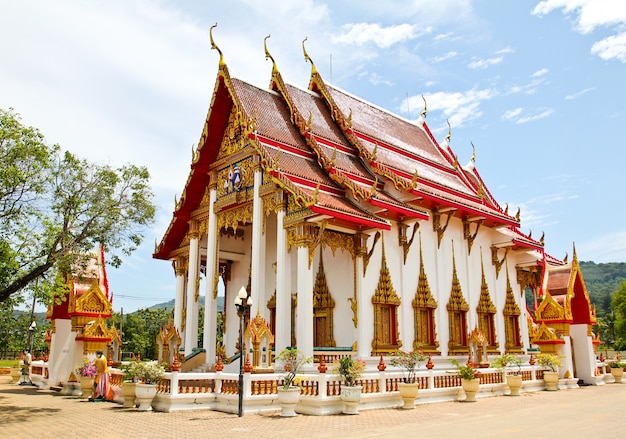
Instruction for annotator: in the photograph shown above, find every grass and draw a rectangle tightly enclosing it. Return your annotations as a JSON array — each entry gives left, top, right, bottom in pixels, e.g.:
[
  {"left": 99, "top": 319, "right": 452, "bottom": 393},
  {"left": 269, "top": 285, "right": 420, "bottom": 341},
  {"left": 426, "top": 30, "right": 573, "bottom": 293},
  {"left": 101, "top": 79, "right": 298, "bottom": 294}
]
[{"left": 0, "top": 359, "right": 19, "bottom": 367}]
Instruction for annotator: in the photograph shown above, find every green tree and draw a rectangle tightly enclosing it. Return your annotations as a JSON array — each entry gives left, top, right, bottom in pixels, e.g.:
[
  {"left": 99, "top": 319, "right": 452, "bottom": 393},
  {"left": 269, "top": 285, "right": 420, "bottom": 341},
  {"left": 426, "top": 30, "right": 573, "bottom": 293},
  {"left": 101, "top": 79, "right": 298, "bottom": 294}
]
[
  {"left": 611, "top": 280, "right": 626, "bottom": 348},
  {"left": 0, "top": 108, "right": 156, "bottom": 304},
  {"left": 121, "top": 307, "right": 172, "bottom": 360}
]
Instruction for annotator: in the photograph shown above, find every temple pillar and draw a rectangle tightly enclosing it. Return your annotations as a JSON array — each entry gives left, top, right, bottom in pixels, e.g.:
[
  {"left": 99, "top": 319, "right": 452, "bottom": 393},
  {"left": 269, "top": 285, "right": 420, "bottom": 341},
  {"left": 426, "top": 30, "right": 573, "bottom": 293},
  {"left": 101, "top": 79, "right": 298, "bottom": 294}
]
[
  {"left": 250, "top": 162, "right": 263, "bottom": 313},
  {"left": 354, "top": 232, "right": 368, "bottom": 358},
  {"left": 203, "top": 176, "right": 219, "bottom": 362},
  {"left": 184, "top": 220, "right": 200, "bottom": 356},
  {"left": 295, "top": 226, "right": 314, "bottom": 358},
  {"left": 275, "top": 195, "right": 290, "bottom": 352},
  {"left": 173, "top": 257, "right": 186, "bottom": 336}
]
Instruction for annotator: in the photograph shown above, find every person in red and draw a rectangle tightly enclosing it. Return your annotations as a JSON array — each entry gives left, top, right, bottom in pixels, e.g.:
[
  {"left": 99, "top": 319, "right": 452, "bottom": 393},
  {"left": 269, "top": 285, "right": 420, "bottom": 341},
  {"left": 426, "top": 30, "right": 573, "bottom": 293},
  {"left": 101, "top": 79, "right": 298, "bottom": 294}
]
[{"left": 90, "top": 350, "right": 111, "bottom": 401}]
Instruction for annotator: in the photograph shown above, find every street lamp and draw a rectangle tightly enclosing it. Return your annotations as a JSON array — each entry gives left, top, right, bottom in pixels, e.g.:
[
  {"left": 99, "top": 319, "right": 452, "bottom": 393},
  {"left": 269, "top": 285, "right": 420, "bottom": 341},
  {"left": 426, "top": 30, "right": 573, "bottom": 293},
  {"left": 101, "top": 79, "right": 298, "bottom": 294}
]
[
  {"left": 27, "top": 321, "right": 36, "bottom": 355},
  {"left": 234, "top": 286, "right": 252, "bottom": 417}
]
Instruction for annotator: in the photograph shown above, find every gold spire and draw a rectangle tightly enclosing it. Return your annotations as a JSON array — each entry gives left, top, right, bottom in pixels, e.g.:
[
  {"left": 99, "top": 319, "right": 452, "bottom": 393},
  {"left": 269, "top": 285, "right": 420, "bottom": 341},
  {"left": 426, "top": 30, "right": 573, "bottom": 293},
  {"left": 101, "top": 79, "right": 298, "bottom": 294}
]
[
  {"left": 444, "top": 119, "right": 451, "bottom": 143},
  {"left": 209, "top": 23, "right": 224, "bottom": 66},
  {"left": 264, "top": 34, "right": 278, "bottom": 74},
  {"left": 302, "top": 37, "right": 318, "bottom": 75},
  {"left": 420, "top": 94, "right": 427, "bottom": 118}
]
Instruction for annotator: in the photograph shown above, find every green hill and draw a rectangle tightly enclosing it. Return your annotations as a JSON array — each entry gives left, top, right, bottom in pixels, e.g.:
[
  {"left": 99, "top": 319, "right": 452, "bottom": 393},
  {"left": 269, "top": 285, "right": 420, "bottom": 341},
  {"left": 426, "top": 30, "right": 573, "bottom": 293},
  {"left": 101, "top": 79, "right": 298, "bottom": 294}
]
[
  {"left": 580, "top": 261, "right": 626, "bottom": 317},
  {"left": 148, "top": 295, "right": 224, "bottom": 313}
]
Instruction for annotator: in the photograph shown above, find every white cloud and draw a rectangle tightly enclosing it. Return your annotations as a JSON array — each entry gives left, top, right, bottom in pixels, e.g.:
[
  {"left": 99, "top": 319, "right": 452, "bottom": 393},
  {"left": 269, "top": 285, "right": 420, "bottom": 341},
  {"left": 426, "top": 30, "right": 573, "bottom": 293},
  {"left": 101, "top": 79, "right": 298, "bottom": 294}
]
[
  {"left": 502, "top": 108, "right": 523, "bottom": 120},
  {"left": 468, "top": 56, "right": 504, "bottom": 70},
  {"left": 565, "top": 87, "right": 595, "bottom": 100},
  {"left": 332, "top": 22, "right": 426, "bottom": 48},
  {"left": 591, "top": 32, "right": 626, "bottom": 62},
  {"left": 532, "top": 68, "right": 549, "bottom": 77},
  {"left": 405, "top": 88, "right": 495, "bottom": 127},
  {"left": 430, "top": 51, "right": 458, "bottom": 63},
  {"left": 533, "top": 0, "right": 626, "bottom": 62}
]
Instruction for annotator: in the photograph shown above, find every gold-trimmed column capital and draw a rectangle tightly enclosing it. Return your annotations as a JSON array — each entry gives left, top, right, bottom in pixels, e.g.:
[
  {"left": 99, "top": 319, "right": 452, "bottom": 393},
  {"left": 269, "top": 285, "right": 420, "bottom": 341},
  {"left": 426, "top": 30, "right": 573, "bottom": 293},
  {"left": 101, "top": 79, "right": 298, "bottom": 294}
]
[{"left": 188, "top": 220, "right": 200, "bottom": 240}]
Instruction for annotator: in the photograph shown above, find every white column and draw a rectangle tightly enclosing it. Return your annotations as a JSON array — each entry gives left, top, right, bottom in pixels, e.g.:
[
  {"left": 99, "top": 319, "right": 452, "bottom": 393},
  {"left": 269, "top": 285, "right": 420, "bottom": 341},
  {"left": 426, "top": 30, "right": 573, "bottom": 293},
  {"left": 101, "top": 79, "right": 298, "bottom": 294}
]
[
  {"left": 203, "top": 181, "right": 219, "bottom": 363},
  {"left": 296, "top": 240, "right": 314, "bottom": 358},
  {"left": 275, "top": 200, "right": 290, "bottom": 351},
  {"left": 250, "top": 165, "right": 263, "bottom": 311},
  {"left": 355, "top": 250, "right": 368, "bottom": 358},
  {"left": 184, "top": 220, "right": 200, "bottom": 356},
  {"left": 173, "top": 258, "right": 186, "bottom": 335}
]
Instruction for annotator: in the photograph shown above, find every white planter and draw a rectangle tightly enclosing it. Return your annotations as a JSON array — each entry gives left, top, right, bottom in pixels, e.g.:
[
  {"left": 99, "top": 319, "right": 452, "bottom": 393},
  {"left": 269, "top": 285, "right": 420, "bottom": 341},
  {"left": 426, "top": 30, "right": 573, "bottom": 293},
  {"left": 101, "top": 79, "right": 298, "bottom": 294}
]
[
  {"left": 543, "top": 371, "right": 559, "bottom": 391},
  {"left": 397, "top": 382, "right": 419, "bottom": 409},
  {"left": 122, "top": 381, "right": 137, "bottom": 408},
  {"left": 340, "top": 385, "right": 362, "bottom": 415},
  {"left": 276, "top": 387, "right": 300, "bottom": 417},
  {"left": 135, "top": 383, "right": 157, "bottom": 411},
  {"left": 80, "top": 377, "right": 94, "bottom": 398},
  {"left": 461, "top": 379, "right": 480, "bottom": 402},
  {"left": 611, "top": 367, "right": 624, "bottom": 384},
  {"left": 506, "top": 374, "right": 523, "bottom": 396}
]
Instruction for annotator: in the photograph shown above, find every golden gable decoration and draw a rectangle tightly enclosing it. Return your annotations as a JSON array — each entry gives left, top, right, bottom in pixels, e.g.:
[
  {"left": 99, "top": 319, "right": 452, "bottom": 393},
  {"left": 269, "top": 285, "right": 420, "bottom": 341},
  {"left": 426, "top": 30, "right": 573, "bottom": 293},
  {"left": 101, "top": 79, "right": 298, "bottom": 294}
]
[
  {"left": 535, "top": 293, "right": 566, "bottom": 322},
  {"left": 371, "top": 240, "right": 402, "bottom": 355}
]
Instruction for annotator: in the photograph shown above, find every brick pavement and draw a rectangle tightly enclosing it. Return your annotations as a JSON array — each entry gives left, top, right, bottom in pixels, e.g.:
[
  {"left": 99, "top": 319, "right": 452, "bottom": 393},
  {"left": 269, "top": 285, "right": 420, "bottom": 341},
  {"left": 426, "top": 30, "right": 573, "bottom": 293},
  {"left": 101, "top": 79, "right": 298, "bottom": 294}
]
[{"left": 1, "top": 379, "right": 624, "bottom": 439}]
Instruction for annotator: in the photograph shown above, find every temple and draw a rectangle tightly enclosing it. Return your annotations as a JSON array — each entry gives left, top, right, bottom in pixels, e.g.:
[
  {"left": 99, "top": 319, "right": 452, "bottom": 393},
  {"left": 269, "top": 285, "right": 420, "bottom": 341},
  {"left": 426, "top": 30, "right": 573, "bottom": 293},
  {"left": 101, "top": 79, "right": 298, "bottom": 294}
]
[{"left": 152, "top": 30, "right": 598, "bottom": 390}]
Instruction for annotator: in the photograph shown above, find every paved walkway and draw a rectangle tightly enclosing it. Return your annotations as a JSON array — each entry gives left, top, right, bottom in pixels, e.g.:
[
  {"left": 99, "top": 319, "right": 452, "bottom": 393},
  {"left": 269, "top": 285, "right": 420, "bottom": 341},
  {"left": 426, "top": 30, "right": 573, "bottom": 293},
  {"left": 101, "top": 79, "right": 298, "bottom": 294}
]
[{"left": 1, "top": 378, "right": 624, "bottom": 438}]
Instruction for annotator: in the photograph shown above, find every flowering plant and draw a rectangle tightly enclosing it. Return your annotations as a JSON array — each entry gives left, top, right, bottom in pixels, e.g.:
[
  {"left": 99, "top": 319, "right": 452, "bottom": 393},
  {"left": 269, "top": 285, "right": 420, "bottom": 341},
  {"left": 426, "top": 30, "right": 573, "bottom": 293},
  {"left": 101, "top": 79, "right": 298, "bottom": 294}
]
[
  {"left": 450, "top": 359, "right": 480, "bottom": 381},
  {"left": 333, "top": 356, "right": 366, "bottom": 387},
  {"left": 76, "top": 357, "right": 97, "bottom": 378},
  {"left": 275, "top": 347, "right": 312, "bottom": 390},
  {"left": 128, "top": 360, "right": 165, "bottom": 384},
  {"left": 535, "top": 353, "right": 561, "bottom": 372},
  {"left": 492, "top": 353, "right": 523, "bottom": 375},
  {"left": 607, "top": 359, "right": 626, "bottom": 369},
  {"left": 390, "top": 348, "right": 427, "bottom": 383}
]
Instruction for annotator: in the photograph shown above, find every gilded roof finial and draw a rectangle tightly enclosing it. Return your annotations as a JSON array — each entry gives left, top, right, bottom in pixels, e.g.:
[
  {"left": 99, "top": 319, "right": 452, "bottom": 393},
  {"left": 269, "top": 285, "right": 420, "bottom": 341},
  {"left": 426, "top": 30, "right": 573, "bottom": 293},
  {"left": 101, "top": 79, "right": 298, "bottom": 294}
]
[
  {"left": 347, "top": 108, "right": 353, "bottom": 129},
  {"left": 504, "top": 203, "right": 509, "bottom": 215},
  {"left": 411, "top": 169, "right": 418, "bottom": 189},
  {"left": 306, "top": 110, "right": 313, "bottom": 132},
  {"left": 470, "top": 141, "right": 476, "bottom": 163},
  {"left": 372, "top": 142, "right": 378, "bottom": 161},
  {"left": 444, "top": 119, "right": 451, "bottom": 143},
  {"left": 420, "top": 94, "right": 427, "bottom": 118},
  {"left": 540, "top": 231, "right": 545, "bottom": 245},
  {"left": 313, "top": 183, "right": 320, "bottom": 204},
  {"left": 515, "top": 207, "right": 521, "bottom": 221},
  {"left": 302, "top": 37, "right": 318, "bottom": 75},
  {"left": 209, "top": 23, "right": 224, "bottom": 66},
  {"left": 264, "top": 34, "right": 278, "bottom": 74},
  {"left": 371, "top": 176, "right": 378, "bottom": 197}
]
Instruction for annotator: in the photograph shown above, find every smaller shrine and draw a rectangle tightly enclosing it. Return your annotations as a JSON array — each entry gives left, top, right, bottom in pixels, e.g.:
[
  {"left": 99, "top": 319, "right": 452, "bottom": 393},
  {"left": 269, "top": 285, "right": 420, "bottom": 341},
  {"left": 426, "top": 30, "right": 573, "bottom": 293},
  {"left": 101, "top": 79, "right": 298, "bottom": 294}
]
[
  {"left": 46, "top": 246, "right": 117, "bottom": 387},
  {"left": 531, "top": 247, "right": 598, "bottom": 383},
  {"left": 245, "top": 310, "right": 275, "bottom": 372}
]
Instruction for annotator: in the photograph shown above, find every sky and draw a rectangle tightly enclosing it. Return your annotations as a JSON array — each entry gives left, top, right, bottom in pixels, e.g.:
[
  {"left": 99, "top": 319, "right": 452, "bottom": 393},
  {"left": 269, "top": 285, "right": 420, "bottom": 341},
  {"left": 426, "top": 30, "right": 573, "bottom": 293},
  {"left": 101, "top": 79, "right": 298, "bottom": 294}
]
[{"left": 2, "top": 0, "right": 626, "bottom": 313}]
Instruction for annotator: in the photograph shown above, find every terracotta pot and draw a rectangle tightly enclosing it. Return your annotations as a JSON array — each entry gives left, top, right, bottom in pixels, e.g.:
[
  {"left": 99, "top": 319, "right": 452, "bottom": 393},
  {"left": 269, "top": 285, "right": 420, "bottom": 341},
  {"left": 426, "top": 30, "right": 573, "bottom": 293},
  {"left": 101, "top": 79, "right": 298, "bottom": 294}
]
[
  {"left": 543, "top": 371, "right": 559, "bottom": 391},
  {"left": 340, "top": 385, "right": 362, "bottom": 415},
  {"left": 506, "top": 374, "right": 523, "bottom": 396},
  {"left": 397, "top": 382, "right": 419, "bottom": 409},
  {"left": 276, "top": 387, "right": 300, "bottom": 417},
  {"left": 461, "top": 378, "right": 480, "bottom": 402}
]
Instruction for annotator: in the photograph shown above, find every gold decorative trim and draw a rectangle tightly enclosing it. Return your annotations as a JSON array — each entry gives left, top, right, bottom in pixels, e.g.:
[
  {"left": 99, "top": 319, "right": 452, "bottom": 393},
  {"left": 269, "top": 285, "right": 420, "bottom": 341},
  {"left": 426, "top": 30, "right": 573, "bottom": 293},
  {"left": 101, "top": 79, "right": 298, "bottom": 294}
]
[
  {"left": 398, "top": 221, "right": 419, "bottom": 264},
  {"left": 446, "top": 244, "right": 469, "bottom": 354},
  {"left": 216, "top": 203, "right": 253, "bottom": 232},
  {"left": 433, "top": 208, "right": 455, "bottom": 248},
  {"left": 462, "top": 217, "right": 483, "bottom": 255},
  {"left": 491, "top": 246, "right": 509, "bottom": 279},
  {"left": 371, "top": 240, "right": 402, "bottom": 355},
  {"left": 313, "top": 252, "right": 336, "bottom": 347},
  {"left": 412, "top": 234, "right": 439, "bottom": 353}
]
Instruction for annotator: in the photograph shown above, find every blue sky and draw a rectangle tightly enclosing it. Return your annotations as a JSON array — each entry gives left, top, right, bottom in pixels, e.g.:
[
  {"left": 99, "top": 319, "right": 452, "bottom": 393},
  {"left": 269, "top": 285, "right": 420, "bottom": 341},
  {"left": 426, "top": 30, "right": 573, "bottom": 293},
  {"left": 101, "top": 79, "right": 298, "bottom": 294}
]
[{"left": 2, "top": 0, "right": 626, "bottom": 313}]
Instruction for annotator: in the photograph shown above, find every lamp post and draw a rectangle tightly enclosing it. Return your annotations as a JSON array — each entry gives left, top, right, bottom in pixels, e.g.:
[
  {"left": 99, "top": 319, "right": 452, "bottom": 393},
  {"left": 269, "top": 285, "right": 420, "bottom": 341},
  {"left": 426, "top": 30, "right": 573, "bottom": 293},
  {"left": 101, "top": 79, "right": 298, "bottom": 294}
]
[
  {"left": 234, "top": 286, "right": 252, "bottom": 417},
  {"left": 27, "top": 321, "right": 36, "bottom": 355}
]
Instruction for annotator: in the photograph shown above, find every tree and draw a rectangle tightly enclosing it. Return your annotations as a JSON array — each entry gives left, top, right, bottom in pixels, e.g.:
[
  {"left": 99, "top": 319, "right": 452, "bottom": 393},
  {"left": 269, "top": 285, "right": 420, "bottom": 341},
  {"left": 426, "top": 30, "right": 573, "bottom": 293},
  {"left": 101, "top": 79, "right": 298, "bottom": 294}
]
[
  {"left": 611, "top": 280, "right": 626, "bottom": 349},
  {"left": 121, "top": 307, "right": 172, "bottom": 360},
  {"left": 0, "top": 108, "right": 156, "bottom": 304}
]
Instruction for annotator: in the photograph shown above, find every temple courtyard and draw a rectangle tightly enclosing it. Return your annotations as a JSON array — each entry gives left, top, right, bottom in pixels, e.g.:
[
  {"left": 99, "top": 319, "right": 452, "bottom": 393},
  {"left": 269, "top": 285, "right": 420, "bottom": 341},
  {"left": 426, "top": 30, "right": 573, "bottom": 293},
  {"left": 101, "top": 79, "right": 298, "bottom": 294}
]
[{"left": 0, "top": 380, "right": 623, "bottom": 438}]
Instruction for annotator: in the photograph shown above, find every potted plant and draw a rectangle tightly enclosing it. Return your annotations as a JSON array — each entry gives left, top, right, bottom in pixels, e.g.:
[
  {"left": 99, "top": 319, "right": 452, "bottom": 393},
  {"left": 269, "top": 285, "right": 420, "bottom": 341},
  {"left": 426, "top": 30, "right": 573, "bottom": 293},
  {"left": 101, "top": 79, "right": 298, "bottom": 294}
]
[
  {"left": 333, "top": 356, "right": 366, "bottom": 414},
  {"left": 75, "top": 357, "right": 97, "bottom": 398},
  {"left": 492, "top": 353, "right": 523, "bottom": 396},
  {"left": 119, "top": 362, "right": 137, "bottom": 408},
  {"left": 390, "top": 348, "right": 427, "bottom": 409},
  {"left": 535, "top": 353, "right": 561, "bottom": 391},
  {"left": 129, "top": 361, "right": 165, "bottom": 411},
  {"left": 274, "top": 347, "right": 312, "bottom": 417},
  {"left": 607, "top": 360, "right": 625, "bottom": 384},
  {"left": 450, "top": 359, "right": 481, "bottom": 402}
]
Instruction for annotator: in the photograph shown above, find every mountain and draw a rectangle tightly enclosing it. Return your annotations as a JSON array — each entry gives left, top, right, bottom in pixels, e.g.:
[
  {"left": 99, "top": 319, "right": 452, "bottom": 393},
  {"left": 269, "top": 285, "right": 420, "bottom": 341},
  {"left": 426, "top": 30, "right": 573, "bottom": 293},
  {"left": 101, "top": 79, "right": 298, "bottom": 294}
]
[
  {"left": 580, "top": 261, "right": 626, "bottom": 317},
  {"left": 148, "top": 295, "right": 224, "bottom": 313}
]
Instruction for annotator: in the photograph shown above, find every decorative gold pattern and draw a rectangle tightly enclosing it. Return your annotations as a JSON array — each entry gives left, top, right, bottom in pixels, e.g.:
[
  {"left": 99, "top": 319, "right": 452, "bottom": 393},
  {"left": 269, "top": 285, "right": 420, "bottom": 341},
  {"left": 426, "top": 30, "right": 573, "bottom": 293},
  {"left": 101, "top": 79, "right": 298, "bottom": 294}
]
[
  {"left": 433, "top": 208, "right": 455, "bottom": 248},
  {"left": 476, "top": 252, "right": 498, "bottom": 351},
  {"left": 462, "top": 217, "right": 483, "bottom": 255},
  {"left": 313, "top": 252, "right": 336, "bottom": 347},
  {"left": 503, "top": 271, "right": 523, "bottom": 352},
  {"left": 412, "top": 235, "right": 439, "bottom": 353},
  {"left": 363, "top": 231, "right": 381, "bottom": 276},
  {"left": 446, "top": 245, "right": 469, "bottom": 354},
  {"left": 491, "top": 246, "right": 509, "bottom": 279},
  {"left": 216, "top": 203, "right": 253, "bottom": 233},
  {"left": 398, "top": 221, "right": 419, "bottom": 264},
  {"left": 371, "top": 240, "right": 402, "bottom": 355}
]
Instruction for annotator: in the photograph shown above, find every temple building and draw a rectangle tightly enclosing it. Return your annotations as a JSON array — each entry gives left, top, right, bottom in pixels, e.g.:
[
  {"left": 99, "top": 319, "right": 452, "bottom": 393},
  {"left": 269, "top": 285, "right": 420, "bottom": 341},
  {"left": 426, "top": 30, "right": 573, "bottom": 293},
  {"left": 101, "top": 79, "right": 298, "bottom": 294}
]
[{"left": 153, "top": 31, "right": 597, "bottom": 381}]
